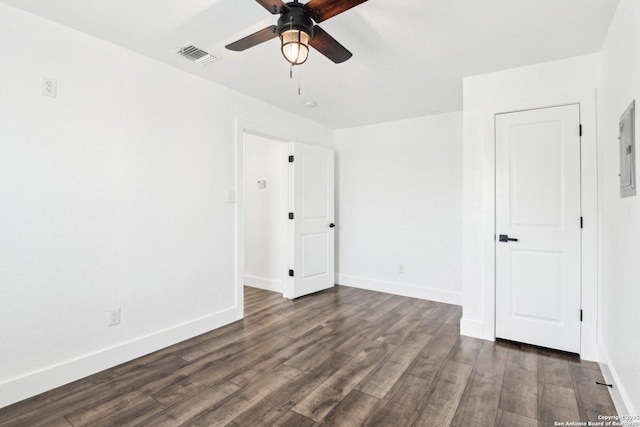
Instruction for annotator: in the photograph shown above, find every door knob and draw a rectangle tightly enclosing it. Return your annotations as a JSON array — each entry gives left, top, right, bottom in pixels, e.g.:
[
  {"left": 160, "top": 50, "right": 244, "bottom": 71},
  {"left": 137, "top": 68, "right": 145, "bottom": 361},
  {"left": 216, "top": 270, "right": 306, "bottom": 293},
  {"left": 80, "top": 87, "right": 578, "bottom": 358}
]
[
  {"left": 499, "top": 234, "right": 518, "bottom": 242},
  {"left": 329, "top": 223, "right": 336, "bottom": 228}
]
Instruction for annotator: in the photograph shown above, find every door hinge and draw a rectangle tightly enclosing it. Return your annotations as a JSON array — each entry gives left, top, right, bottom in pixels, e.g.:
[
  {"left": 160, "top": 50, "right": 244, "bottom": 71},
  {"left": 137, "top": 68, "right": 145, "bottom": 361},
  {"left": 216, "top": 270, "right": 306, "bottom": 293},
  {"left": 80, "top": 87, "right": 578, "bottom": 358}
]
[
  {"left": 289, "top": 269, "right": 294, "bottom": 277},
  {"left": 289, "top": 212, "right": 294, "bottom": 220},
  {"left": 580, "top": 310, "right": 583, "bottom": 322},
  {"left": 288, "top": 155, "right": 294, "bottom": 163},
  {"left": 580, "top": 217, "right": 584, "bottom": 229},
  {"left": 579, "top": 124, "right": 583, "bottom": 136}
]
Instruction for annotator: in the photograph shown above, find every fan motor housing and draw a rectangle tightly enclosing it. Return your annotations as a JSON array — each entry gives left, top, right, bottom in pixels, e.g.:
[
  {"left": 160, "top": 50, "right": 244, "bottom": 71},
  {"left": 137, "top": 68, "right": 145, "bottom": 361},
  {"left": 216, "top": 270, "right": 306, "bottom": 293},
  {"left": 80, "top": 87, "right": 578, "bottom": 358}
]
[{"left": 277, "top": 3, "right": 314, "bottom": 38}]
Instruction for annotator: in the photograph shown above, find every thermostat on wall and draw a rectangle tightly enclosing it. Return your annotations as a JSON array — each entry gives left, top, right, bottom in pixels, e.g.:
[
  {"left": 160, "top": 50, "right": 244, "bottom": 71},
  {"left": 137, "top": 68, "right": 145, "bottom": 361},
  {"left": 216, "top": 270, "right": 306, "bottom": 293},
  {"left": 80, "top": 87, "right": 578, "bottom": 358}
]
[{"left": 257, "top": 180, "right": 266, "bottom": 188}]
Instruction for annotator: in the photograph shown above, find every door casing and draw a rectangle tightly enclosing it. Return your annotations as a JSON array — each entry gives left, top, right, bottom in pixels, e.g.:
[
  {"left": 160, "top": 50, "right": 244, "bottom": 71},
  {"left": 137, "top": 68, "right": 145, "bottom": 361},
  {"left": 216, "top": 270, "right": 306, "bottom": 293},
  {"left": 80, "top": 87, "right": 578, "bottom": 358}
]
[
  {"left": 460, "top": 89, "right": 598, "bottom": 361},
  {"left": 494, "top": 104, "right": 582, "bottom": 353},
  {"left": 235, "top": 121, "right": 336, "bottom": 312},
  {"left": 486, "top": 91, "right": 598, "bottom": 359},
  {"left": 236, "top": 120, "right": 294, "bottom": 315}
]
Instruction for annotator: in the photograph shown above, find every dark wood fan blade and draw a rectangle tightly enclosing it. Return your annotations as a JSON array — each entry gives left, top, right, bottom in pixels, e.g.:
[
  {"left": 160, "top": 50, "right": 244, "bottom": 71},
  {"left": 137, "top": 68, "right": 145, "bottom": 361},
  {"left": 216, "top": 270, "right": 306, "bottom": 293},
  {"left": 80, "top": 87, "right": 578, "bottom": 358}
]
[
  {"left": 226, "top": 26, "right": 278, "bottom": 51},
  {"left": 304, "top": 0, "right": 368, "bottom": 22},
  {"left": 255, "top": 0, "right": 289, "bottom": 14},
  {"left": 309, "top": 25, "right": 352, "bottom": 63}
]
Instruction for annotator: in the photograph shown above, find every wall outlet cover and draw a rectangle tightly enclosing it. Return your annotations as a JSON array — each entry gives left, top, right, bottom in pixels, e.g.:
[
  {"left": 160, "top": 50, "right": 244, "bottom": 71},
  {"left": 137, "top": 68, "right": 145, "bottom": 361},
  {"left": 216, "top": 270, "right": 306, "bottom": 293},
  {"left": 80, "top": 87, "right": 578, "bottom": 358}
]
[
  {"left": 42, "top": 77, "right": 57, "bottom": 98},
  {"left": 225, "top": 190, "right": 237, "bottom": 203},
  {"left": 109, "top": 307, "right": 121, "bottom": 326}
]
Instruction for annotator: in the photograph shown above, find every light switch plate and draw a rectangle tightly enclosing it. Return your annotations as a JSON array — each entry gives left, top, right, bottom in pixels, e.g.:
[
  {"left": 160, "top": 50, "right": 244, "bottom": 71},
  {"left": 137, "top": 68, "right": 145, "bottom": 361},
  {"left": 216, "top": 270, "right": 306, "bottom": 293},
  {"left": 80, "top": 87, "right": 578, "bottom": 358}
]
[{"left": 226, "top": 190, "right": 237, "bottom": 203}]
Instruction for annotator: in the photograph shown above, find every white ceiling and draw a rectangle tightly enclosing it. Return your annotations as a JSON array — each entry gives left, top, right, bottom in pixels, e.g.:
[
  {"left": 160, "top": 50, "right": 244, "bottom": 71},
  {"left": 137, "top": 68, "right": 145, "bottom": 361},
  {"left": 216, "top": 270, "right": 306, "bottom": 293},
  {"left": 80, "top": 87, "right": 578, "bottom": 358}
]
[{"left": 2, "top": 0, "right": 619, "bottom": 128}]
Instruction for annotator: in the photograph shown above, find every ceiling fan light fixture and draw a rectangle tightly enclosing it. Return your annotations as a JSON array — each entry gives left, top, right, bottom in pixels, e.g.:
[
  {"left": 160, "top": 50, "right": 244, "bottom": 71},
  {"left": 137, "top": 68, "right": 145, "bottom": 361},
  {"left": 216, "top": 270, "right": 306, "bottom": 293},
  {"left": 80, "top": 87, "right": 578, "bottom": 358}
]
[
  {"left": 225, "top": 0, "right": 360, "bottom": 65},
  {"left": 281, "top": 29, "right": 310, "bottom": 65}
]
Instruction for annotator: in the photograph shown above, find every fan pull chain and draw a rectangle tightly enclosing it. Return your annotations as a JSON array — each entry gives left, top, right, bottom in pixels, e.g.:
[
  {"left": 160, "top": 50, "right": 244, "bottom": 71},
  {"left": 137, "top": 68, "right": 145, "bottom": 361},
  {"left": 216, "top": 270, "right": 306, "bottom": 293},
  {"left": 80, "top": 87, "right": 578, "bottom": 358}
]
[
  {"left": 288, "top": 16, "right": 294, "bottom": 81},
  {"left": 287, "top": 64, "right": 302, "bottom": 95}
]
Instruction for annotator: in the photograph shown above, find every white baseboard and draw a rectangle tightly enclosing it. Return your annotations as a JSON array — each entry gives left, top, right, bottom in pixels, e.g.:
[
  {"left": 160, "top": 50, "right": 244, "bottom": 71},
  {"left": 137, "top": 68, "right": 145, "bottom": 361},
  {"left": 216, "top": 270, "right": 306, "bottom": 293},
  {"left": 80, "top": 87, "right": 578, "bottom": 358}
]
[
  {"left": 460, "top": 317, "right": 491, "bottom": 340},
  {"left": 599, "top": 345, "right": 636, "bottom": 417},
  {"left": 336, "top": 274, "right": 462, "bottom": 306},
  {"left": 244, "top": 275, "right": 284, "bottom": 293},
  {"left": 0, "top": 306, "right": 242, "bottom": 409}
]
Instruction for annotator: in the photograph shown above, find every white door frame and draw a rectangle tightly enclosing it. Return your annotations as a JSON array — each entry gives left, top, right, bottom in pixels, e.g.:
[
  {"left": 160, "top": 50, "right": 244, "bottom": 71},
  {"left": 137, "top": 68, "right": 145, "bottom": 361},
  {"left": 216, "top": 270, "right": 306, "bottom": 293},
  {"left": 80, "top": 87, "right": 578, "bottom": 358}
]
[
  {"left": 495, "top": 104, "right": 583, "bottom": 353},
  {"left": 235, "top": 120, "right": 294, "bottom": 315},
  {"left": 467, "top": 89, "right": 598, "bottom": 360}
]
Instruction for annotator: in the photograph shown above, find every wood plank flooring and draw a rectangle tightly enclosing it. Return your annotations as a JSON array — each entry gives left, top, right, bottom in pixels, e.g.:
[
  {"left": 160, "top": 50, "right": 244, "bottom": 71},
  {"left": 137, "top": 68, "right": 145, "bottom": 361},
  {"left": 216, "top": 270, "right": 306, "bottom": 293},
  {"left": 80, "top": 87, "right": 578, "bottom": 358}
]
[{"left": 0, "top": 285, "right": 617, "bottom": 426}]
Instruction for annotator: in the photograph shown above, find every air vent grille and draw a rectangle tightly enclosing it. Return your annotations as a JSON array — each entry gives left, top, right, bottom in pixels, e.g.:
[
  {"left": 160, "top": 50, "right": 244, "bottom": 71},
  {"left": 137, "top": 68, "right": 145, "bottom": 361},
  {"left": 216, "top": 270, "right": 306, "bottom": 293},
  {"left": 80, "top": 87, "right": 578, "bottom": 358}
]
[{"left": 177, "top": 45, "right": 216, "bottom": 65}]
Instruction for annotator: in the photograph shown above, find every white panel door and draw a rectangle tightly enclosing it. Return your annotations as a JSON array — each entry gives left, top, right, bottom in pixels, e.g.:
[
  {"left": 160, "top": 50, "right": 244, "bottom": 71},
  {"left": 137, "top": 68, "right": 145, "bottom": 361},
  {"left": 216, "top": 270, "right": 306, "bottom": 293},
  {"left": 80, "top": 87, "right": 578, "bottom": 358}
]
[
  {"left": 287, "top": 142, "right": 335, "bottom": 299},
  {"left": 495, "top": 104, "right": 581, "bottom": 353}
]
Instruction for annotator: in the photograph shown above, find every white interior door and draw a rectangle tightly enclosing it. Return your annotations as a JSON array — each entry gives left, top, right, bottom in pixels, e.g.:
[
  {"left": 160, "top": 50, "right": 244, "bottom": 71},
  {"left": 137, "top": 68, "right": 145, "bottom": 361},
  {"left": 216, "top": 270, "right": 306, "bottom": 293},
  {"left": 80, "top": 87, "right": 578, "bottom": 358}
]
[
  {"left": 286, "top": 142, "right": 335, "bottom": 299},
  {"left": 495, "top": 104, "right": 582, "bottom": 353}
]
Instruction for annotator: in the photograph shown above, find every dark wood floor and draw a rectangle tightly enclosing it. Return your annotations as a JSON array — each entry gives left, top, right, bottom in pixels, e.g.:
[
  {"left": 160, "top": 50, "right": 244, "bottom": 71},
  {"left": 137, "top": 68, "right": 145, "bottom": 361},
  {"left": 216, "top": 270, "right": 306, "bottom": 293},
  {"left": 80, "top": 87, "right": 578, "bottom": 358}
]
[{"left": 0, "top": 285, "right": 616, "bottom": 426}]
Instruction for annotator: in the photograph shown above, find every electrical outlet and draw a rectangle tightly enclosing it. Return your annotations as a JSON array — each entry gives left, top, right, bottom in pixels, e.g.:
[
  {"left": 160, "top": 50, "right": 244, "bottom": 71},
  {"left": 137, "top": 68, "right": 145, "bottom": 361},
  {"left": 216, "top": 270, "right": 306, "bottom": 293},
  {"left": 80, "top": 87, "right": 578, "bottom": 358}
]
[
  {"left": 225, "top": 190, "right": 237, "bottom": 203},
  {"left": 109, "top": 307, "right": 121, "bottom": 326},
  {"left": 398, "top": 264, "right": 405, "bottom": 274},
  {"left": 42, "top": 77, "right": 57, "bottom": 98}
]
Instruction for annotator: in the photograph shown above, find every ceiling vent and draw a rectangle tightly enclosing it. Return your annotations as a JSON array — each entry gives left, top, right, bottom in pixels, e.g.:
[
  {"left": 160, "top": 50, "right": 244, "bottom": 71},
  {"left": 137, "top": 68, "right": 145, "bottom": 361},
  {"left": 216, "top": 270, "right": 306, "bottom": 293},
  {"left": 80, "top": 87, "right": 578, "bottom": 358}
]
[{"left": 177, "top": 45, "right": 216, "bottom": 65}]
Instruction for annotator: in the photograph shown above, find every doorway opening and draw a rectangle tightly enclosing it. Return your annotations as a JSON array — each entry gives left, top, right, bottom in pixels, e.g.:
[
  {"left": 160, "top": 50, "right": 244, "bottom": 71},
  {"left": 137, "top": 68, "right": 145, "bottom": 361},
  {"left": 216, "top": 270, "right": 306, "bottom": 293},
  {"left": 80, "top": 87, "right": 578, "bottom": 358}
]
[
  {"left": 236, "top": 123, "right": 336, "bottom": 308},
  {"left": 242, "top": 132, "right": 289, "bottom": 295}
]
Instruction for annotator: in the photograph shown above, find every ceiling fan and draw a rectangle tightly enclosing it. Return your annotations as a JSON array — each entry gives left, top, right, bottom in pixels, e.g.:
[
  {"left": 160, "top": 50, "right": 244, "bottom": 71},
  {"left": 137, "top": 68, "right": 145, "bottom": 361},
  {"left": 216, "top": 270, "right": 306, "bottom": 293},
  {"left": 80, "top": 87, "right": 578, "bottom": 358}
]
[{"left": 225, "top": 0, "right": 368, "bottom": 65}]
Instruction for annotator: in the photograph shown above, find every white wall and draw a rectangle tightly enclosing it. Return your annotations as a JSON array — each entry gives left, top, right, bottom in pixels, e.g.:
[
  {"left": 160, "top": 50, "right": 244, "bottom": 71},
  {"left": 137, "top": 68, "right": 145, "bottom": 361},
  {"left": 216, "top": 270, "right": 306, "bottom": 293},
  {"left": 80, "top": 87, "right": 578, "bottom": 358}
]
[
  {"left": 335, "top": 112, "right": 463, "bottom": 305},
  {"left": 461, "top": 54, "right": 601, "bottom": 358},
  {"left": 0, "top": 3, "right": 332, "bottom": 408},
  {"left": 243, "top": 134, "right": 287, "bottom": 293},
  {"left": 599, "top": 0, "right": 640, "bottom": 415}
]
